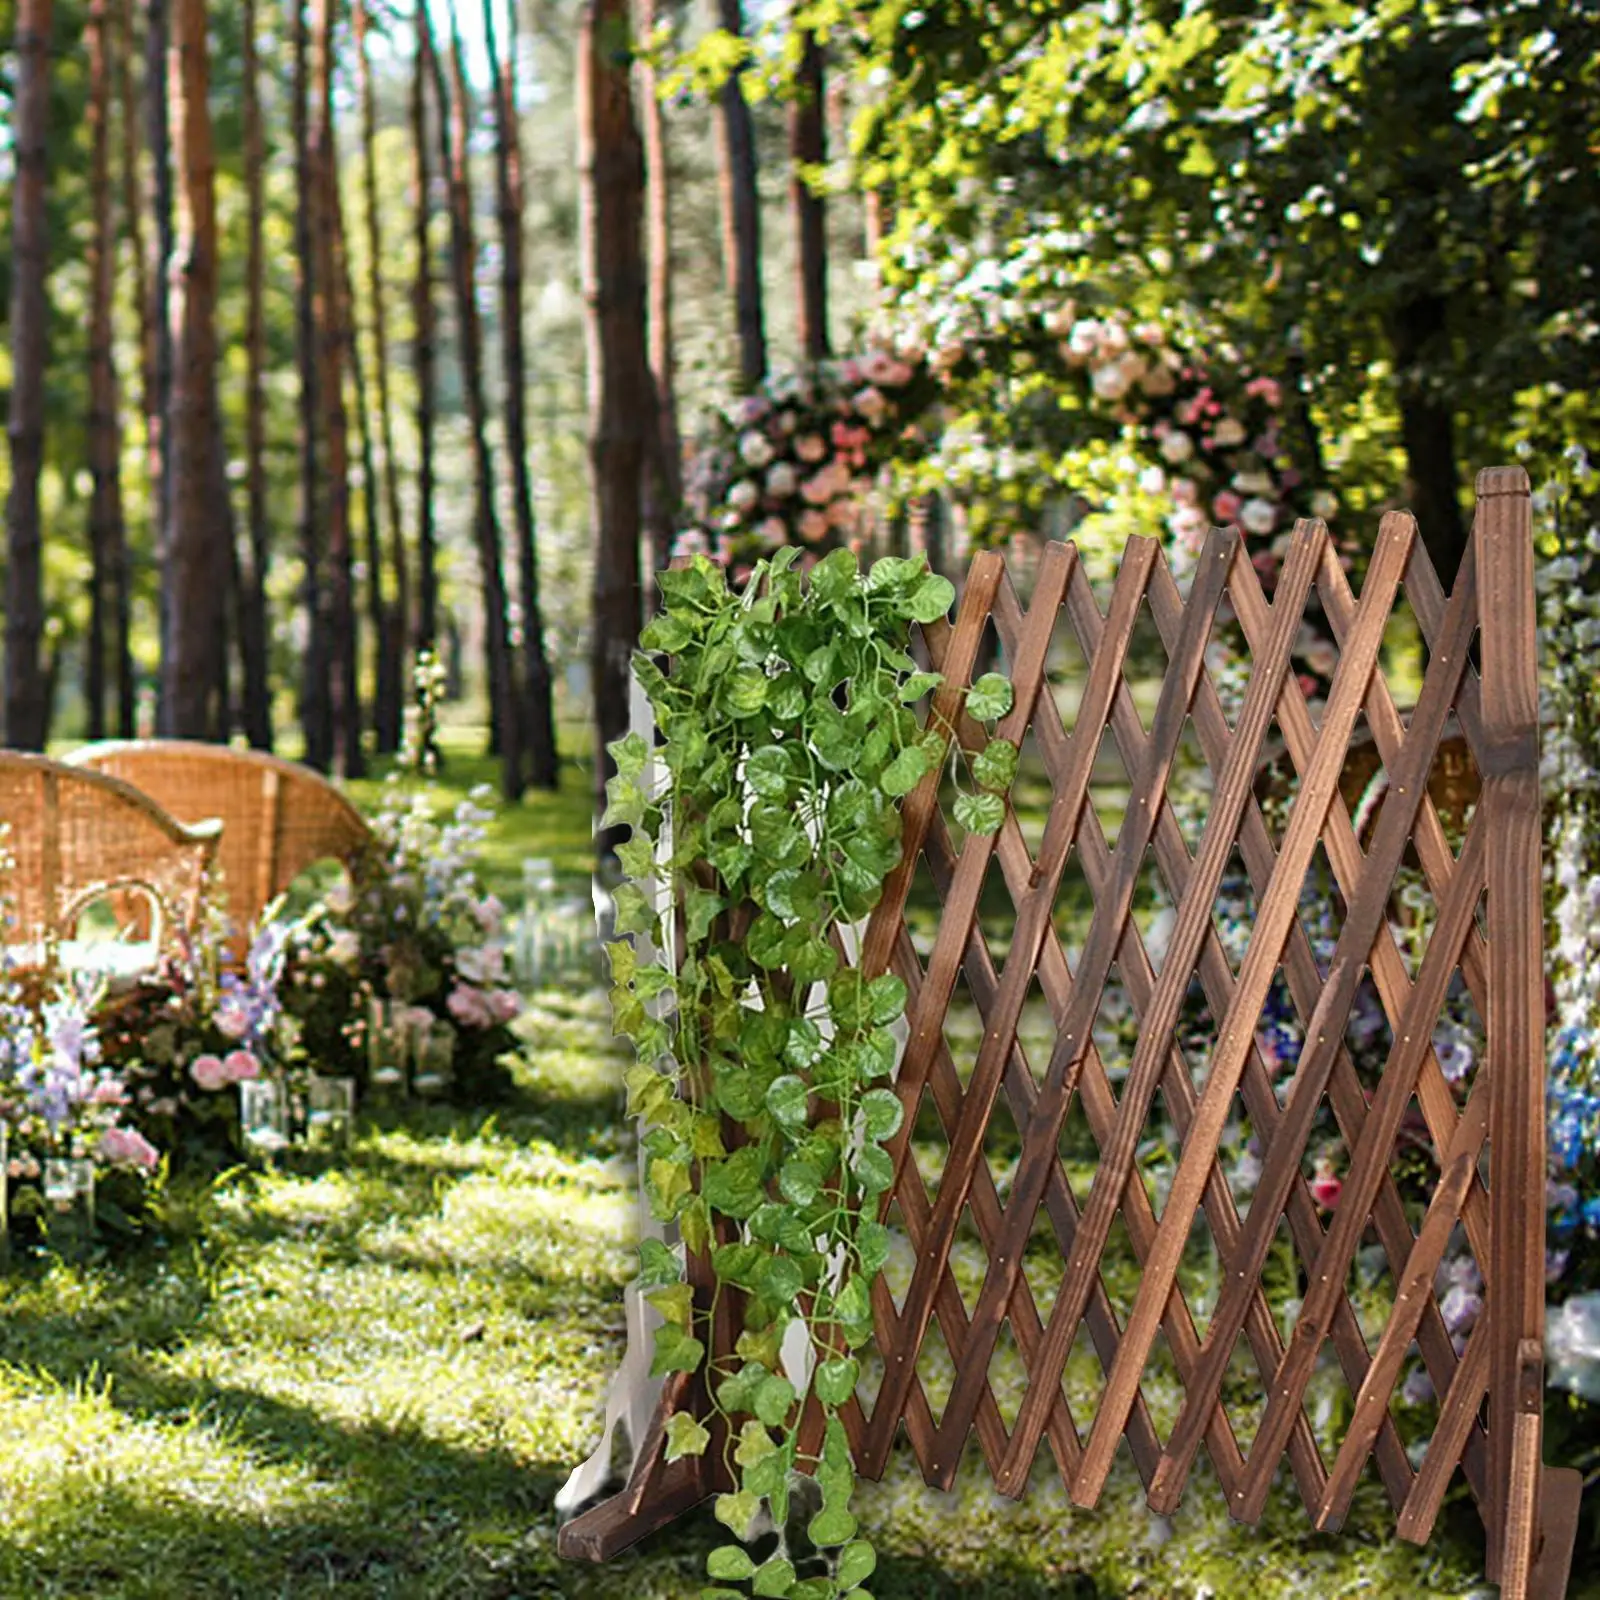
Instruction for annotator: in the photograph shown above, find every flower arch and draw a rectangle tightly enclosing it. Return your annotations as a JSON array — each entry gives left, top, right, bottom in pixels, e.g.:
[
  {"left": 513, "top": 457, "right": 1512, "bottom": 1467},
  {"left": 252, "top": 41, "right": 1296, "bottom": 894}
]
[{"left": 676, "top": 304, "right": 1342, "bottom": 603}]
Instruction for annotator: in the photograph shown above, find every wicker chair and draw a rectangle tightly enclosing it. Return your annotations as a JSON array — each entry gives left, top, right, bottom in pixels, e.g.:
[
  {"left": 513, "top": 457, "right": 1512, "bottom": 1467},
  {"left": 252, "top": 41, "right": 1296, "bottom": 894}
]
[
  {"left": 68, "top": 740, "right": 375, "bottom": 940},
  {"left": 0, "top": 751, "right": 222, "bottom": 957}
]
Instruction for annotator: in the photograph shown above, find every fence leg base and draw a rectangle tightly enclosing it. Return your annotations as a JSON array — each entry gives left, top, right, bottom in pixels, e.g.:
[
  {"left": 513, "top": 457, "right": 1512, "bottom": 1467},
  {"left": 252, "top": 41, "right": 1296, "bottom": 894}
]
[
  {"left": 1525, "top": 1467, "right": 1580, "bottom": 1600},
  {"left": 557, "top": 1454, "right": 712, "bottom": 1563}
]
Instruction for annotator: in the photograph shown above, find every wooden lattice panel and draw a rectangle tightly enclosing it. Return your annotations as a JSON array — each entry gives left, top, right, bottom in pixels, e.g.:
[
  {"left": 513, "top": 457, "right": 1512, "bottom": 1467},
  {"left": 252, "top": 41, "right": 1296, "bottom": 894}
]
[{"left": 561, "top": 469, "right": 1578, "bottom": 1600}]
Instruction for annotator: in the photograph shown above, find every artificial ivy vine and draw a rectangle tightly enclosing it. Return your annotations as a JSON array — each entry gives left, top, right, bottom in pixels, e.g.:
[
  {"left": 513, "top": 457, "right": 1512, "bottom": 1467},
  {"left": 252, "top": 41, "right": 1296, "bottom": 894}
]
[{"left": 603, "top": 548, "right": 1016, "bottom": 1600}]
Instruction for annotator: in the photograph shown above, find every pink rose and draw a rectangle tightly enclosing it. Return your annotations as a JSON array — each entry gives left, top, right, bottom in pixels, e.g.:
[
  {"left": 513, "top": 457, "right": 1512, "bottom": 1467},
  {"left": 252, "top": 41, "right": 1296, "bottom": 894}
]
[
  {"left": 795, "top": 433, "right": 827, "bottom": 464},
  {"left": 1310, "top": 1169, "right": 1342, "bottom": 1210},
  {"left": 223, "top": 1049, "right": 261, "bottom": 1083},
  {"left": 1211, "top": 491, "right": 1243, "bottom": 523},
  {"left": 447, "top": 984, "right": 496, "bottom": 1029},
  {"left": 797, "top": 509, "right": 828, "bottom": 543},
  {"left": 488, "top": 989, "right": 521, "bottom": 1024},
  {"left": 190, "top": 1053, "right": 230, "bottom": 1092},
  {"left": 100, "top": 1126, "right": 161, "bottom": 1171}
]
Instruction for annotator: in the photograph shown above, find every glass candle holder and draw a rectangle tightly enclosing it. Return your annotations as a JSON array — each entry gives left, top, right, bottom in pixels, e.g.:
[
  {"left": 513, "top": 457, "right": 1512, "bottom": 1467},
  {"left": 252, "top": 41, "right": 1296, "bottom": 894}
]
[
  {"left": 305, "top": 1074, "right": 355, "bottom": 1150},
  {"left": 42, "top": 1156, "right": 95, "bottom": 1254},
  {"left": 367, "top": 996, "right": 410, "bottom": 1096},
  {"left": 239, "top": 1078, "right": 291, "bottom": 1157},
  {"left": 410, "top": 1021, "right": 455, "bottom": 1098}
]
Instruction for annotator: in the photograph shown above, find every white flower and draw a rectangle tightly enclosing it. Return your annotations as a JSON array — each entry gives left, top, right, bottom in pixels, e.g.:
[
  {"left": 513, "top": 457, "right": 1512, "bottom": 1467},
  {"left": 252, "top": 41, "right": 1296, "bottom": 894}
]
[
  {"left": 1066, "top": 319, "right": 1103, "bottom": 359},
  {"left": 795, "top": 433, "right": 827, "bottom": 464},
  {"left": 1138, "top": 465, "right": 1166, "bottom": 495},
  {"left": 851, "top": 385, "right": 889, "bottom": 425},
  {"left": 727, "top": 480, "right": 760, "bottom": 515},
  {"left": 1240, "top": 497, "right": 1278, "bottom": 536},
  {"left": 1548, "top": 1293, "right": 1600, "bottom": 1400},
  {"left": 1091, "top": 362, "right": 1132, "bottom": 401},
  {"left": 755, "top": 516, "right": 788, "bottom": 549},
  {"left": 1213, "top": 417, "right": 1247, "bottom": 448},
  {"left": 739, "top": 430, "right": 775, "bottom": 468},
  {"left": 1160, "top": 430, "right": 1195, "bottom": 464},
  {"left": 765, "top": 461, "right": 798, "bottom": 499},
  {"left": 1310, "top": 488, "right": 1340, "bottom": 520},
  {"left": 1232, "top": 469, "right": 1276, "bottom": 497},
  {"left": 329, "top": 929, "right": 362, "bottom": 969}
]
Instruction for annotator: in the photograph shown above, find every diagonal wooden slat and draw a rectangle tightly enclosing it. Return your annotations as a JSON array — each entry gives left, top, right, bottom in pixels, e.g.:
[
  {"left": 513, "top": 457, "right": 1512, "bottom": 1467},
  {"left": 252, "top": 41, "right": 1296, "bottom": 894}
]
[
  {"left": 994, "top": 518, "right": 1331, "bottom": 1501},
  {"left": 938, "top": 528, "right": 1247, "bottom": 1483},
  {"left": 859, "top": 536, "right": 1164, "bottom": 1479},
  {"left": 1318, "top": 1084, "right": 1490, "bottom": 1530},
  {"left": 1147, "top": 516, "right": 1478, "bottom": 1518},
  {"left": 1231, "top": 813, "right": 1486, "bottom": 1518},
  {"left": 859, "top": 550, "right": 1010, "bottom": 981}
]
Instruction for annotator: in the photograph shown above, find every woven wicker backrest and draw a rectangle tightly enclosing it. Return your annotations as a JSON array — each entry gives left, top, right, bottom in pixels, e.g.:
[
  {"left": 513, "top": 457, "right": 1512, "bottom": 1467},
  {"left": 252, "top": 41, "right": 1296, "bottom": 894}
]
[
  {"left": 69, "top": 740, "right": 374, "bottom": 938},
  {"left": 0, "top": 751, "right": 222, "bottom": 948}
]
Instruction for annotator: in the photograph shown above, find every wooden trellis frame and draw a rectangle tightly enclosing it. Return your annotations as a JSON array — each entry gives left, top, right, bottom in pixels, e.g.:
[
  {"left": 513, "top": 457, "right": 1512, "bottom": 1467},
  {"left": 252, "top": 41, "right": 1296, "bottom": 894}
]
[{"left": 561, "top": 468, "right": 1579, "bottom": 1599}]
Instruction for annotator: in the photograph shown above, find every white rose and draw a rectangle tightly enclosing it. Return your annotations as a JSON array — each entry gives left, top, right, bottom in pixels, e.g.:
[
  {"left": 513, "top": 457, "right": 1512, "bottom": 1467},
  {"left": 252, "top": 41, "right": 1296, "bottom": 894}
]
[
  {"left": 727, "top": 480, "right": 760, "bottom": 515},
  {"left": 766, "top": 461, "right": 799, "bottom": 499},
  {"left": 1160, "top": 430, "right": 1195, "bottom": 464},
  {"left": 1138, "top": 465, "right": 1167, "bottom": 495},
  {"left": 1091, "top": 363, "right": 1131, "bottom": 401},
  {"left": 739, "top": 430, "right": 775, "bottom": 468},
  {"left": 1067, "top": 319, "right": 1103, "bottom": 358},
  {"left": 1240, "top": 497, "right": 1279, "bottom": 536},
  {"left": 1213, "top": 417, "right": 1247, "bottom": 448}
]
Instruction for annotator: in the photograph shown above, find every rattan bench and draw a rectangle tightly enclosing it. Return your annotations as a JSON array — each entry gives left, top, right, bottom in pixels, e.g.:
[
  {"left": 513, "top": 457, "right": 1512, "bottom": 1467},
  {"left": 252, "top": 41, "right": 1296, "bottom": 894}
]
[
  {"left": 0, "top": 750, "right": 221, "bottom": 958},
  {"left": 69, "top": 740, "right": 374, "bottom": 941}
]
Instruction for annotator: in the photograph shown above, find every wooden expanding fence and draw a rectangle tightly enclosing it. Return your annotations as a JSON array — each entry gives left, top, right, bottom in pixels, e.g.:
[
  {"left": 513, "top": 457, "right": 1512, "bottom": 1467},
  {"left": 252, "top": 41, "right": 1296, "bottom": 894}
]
[{"left": 561, "top": 468, "right": 1578, "bottom": 1599}]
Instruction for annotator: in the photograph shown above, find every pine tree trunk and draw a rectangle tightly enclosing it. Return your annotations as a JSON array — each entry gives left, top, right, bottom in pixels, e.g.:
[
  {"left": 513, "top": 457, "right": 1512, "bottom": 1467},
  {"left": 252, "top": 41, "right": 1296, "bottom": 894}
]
[
  {"left": 412, "top": 22, "right": 439, "bottom": 659},
  {"left": 1386, "top": 291, "right": 1468, "bottom": 584},
  {"left": 146, "top": 0, "right": 176, "bottom": 724},
  {"left": 484, "top": 0, "right": 558, "bottom": 789},
  {"left": 357, "top": 0, "right": 406, "bottom": 753},
  {"left": 578, "top": 0, "right": 647, "bottom": 854},
  {"left": 714, "top": 0, "right": 765, "bottom": 390},
  {"left": 434, "top": 0, "right": 523, "bottom": 801},
  {"left": 294, "top": 0, "right": 329, "bottom": 768},
  {"left": 238, "top": 0, "right": 272, "bottom": 748},
  {"left": 114, "top": 0, "right": 144, "bottom": 737},
  {"left": 340, "top": 205, "right": 387, "bottom": 771},
  {"left": 87, "top": 0, "right": 126, "bottom": 744},
  {"left": 312, "top": 0, "right": 362, "bottom": 778},
  {"left": 5, "top": 0, "right": 54, "bottom": 749},
  {"left": 790, "top": 27, "right": 828, "bottom": 362},
  {"left": 165, "top": 0, "right": 228, "bottom": 738},
  {"left": 639, "top": 0, "right": 681, "bottom": 593}
]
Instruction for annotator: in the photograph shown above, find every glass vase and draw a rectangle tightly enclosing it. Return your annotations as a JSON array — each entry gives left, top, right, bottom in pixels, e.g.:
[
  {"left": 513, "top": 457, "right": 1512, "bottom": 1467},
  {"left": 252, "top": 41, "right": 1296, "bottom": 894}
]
[
  {"left": 42, "top": 1156, "right": 95, "bottom": 1255},
  {"left": 367, "top": 996, "right": 411, "bottom": 1098},
  {"left": 239, "top": 1078, "right": 291, "bottom": 1157},
  {"left": 410, "top": 1021, "right": 455, "bottom": 1098},
  {"left": 304, "top": 1074, "right": 355, "bottom": 1151}
]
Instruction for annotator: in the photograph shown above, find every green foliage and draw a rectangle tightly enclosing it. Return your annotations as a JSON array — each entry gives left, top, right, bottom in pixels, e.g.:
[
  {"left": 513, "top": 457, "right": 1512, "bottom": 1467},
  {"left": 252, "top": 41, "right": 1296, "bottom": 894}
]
[{"left": 607, "top": 548, "right": 1018, "bottom": 1597}]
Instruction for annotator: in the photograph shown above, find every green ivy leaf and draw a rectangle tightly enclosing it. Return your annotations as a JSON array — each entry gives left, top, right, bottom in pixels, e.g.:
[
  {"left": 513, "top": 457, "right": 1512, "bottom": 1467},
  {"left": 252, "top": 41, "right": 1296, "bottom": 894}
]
[
  {"left": 953, "top": 788, "right": 1007, "bottom": 836},
  {"left": 650, "top": 1323, "right": 705, "bottom": 1377},
  {"left": 702, "top": 1148, "right": 768, "bottom": 1219},
  {"left": 779, "top": 1157, "right": 822, "bottom": 1207},
  {"left": 602, "top": 776, "right": 650, "bottom": 829},
  {"left": 906, "top": 573, "right": 956, "bottom": 623},
  {"left": 787, "top": 936, "right": 839, "bottom": 987},
  {"left": 723, "top": 668, "right": 771, "bottom": 717},
  {"left": 879, "top": 743, "right": 930, "bottom": 798},
  {"left": 972, "top": 736, "right": 1020, "bottom": 792},
  {"left": 809, "top": 547, "right": 859, "bottom": 603},
  {"left": 664, "top": 1411, "right": 710, "bottom": 1462},
  {"left": 706, "top": 1543, "right": 758, "bottom": 1580},
  {"left": 640, "top": 612, "right": 693, "bottom": 653},
  {"left": 783, "top": 1019, "right": 825, "bottom": 1070},
  {"left": 852, "top": 1143, "right": 894, "bottom": 1195},
  {"left": 680, "top": 1197, "right": 712, "bottom": 1257},
  {"left": 685, "top": 887, "right": 726, "bottom": 943},
  {"left": 615, "top": 833, "right": 657, "bottom": 882},
  {"left": 734, "top": 1419, "right": 777, "bottom": 1467},
  {"left": 833, "top": 1274, "right": 873, "bottom": 1329},
  {"left": 765, "top": 1073, "right": 810, "bottom": 1130},
  {"left": 637, "top": 1238, "right": 681, "bottom": 1288},
  {"left": 752, "top": 1557, "right": 798, "bottom": 1596},
  {"left": 646, "top": 1155, "right": 692, "bottom": 1220},
  {"left": 747, "top": 913, "right": 790, "bottom": 970},
  {"left": 813, "top": 1356, "right": 860, "bottom": 1406},
  {"left": 808, "top": 1502, "right": 859, "bottom": 1548},
  {"left": 788, "top": 1582, "right": 834, "bottom": 1600},
  {"left": 716, "top": 1362, "right": 769, "bottom": 1415},
  {"left": 859, "top": 1088, "right": 905, "bottom": 1142},
  {"left": 765, "top": 868, "right": 823, "bottom": 924},
  {"left": 607, "top": 729, "right": 652, "bottom": 779},
  {"left": 612, "top": 881, "right": 660, "bottom": 937},
  {"left": 836, "top": 1542, "right": 877, "bottom": 1589},
  {"left": 966, "top": 672, "right": 1014, "bottom": 721},
  {"left": 898, "top": 670, "right": 944, "bottom": 703},
  {"left": 606, "top": 939, "right": 638, "bottom": 985},
  {"left": 753, "top": 1372, "right": 798, "bottom": 1427},
  {"left": 645, "top": 1283, "right": 694, "bottom": 1328},
  {"left": 866, "top": 974, "right": 908, "bottom": 1024},
  {"left": 746, "top": 745, "right": 793, "bottom": 799},
  {"left": 759, "top": 1254, "right": 804, "bottom": 1306}
]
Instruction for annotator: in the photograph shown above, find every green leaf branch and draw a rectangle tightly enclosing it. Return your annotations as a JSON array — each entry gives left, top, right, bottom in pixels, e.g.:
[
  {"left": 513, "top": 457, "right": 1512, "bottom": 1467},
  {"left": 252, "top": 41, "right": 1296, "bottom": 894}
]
[{"left": 604, "top": 549, "right": 1017, "bottom": 1600}]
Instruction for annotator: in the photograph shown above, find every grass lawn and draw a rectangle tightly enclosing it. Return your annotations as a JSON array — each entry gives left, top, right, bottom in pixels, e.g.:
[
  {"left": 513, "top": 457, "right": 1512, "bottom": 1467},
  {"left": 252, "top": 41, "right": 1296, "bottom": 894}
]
[{"left": 0, "top": 726, "right": 1509, "bottom": 1598}]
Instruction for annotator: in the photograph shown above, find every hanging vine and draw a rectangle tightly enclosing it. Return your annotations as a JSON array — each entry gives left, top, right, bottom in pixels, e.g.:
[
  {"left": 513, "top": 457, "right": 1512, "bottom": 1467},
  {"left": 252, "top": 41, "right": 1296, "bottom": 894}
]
[{"left": 605, "top": 548, "right": 1015, "bottom": 1599}]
